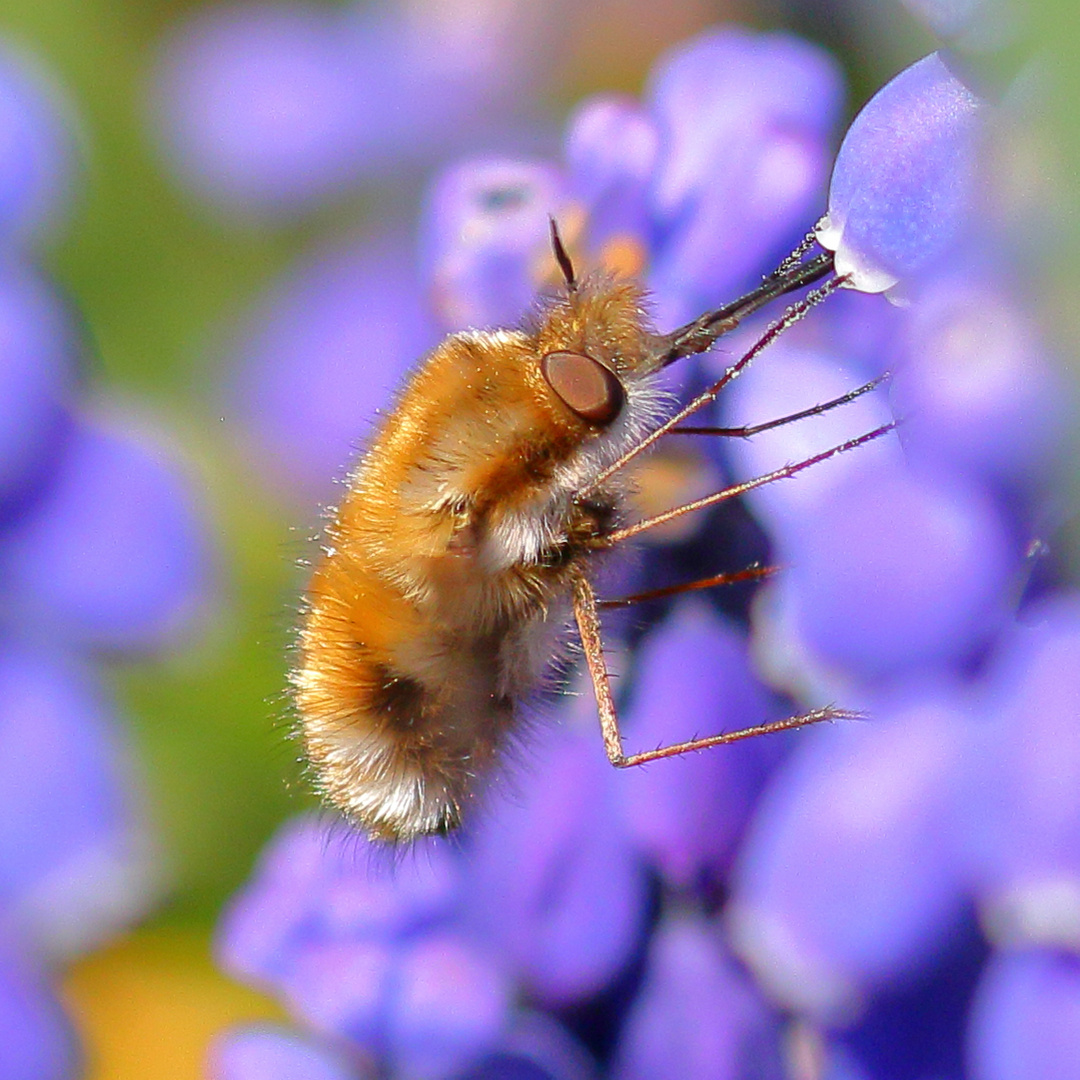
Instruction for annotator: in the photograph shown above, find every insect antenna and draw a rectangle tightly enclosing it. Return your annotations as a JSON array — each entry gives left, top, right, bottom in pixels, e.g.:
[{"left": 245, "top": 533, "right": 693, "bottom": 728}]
[{"left": 549, "top": 216, "right": 577, "bottom": 291}]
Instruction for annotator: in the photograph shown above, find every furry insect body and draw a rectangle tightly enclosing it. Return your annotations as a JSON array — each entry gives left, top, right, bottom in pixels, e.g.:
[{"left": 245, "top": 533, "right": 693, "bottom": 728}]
[
  {"left": 296, "top": 275, "right": 670, "bottom": 841},
  {"left": 295, "top": 233, "right": 893, "bottom": 843}
]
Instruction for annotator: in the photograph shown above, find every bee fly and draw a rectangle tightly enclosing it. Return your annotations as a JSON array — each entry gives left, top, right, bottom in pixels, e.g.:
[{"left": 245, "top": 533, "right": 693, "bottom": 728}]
[{"left": 293, "top": 222, "right": 894, "bottom": 842}]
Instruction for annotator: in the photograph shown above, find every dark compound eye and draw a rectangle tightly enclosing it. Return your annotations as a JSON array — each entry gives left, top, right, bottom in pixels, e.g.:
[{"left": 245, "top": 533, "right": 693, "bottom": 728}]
[{"left": 541, "top": 350, "right": 625, "bottom": 426}]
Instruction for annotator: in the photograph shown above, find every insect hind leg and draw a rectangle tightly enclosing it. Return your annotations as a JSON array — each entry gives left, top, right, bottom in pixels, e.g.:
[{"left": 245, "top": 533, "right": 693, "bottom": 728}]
[{"left": 569, "top": 565, "right": 860, "bottom": 768}]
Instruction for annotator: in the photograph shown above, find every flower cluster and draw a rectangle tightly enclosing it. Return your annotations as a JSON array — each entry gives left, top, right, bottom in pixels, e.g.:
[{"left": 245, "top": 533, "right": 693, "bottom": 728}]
[
  {"left": 197, "top": 13, "right": 1075, "bottom": 1080},
  {"left": 0, "top": 40, "right": 212, "bottom": 1080}
]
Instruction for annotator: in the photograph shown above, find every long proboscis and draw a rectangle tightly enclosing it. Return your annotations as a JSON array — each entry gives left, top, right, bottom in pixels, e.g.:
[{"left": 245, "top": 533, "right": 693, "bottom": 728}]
[{"left": 649, "top": 250, "right": 833, "bottom": 369}]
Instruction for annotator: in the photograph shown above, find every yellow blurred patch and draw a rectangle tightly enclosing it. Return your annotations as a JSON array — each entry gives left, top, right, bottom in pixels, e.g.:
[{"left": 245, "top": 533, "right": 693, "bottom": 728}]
[{"left": 62, "top": 927, "right": 284, "bottom": 1080}]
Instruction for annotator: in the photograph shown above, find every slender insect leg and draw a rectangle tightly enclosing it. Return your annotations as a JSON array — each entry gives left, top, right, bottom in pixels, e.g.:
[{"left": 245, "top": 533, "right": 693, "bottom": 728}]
[
  {"left": 671, "top": 372, "right": 891, "bottom": 439},
  {"left": 570, "top": 564, "right": 862, "bottom": 768},
  {"left": 597, "top": 564, "right": 779, "bottom": 609},
  {"left": 570, "top": 566, "right": 625, "bottom": 766},
  {"left": 603, "top": 421, "right": 898, "bottom": 547}
]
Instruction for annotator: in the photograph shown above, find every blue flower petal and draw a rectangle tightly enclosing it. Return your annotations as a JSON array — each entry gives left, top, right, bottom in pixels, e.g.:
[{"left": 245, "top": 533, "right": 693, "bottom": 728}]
[
  {"left": 783, "top": 463, "right": 1014, "bottom": 680},
  {"left": 612, "top": 914, "right": 781, "bottom": 1080},
  {"left": 616, "top": 599, "right": 782, "bottom": 888},
  {"left": 0, "top": 415, "right": 211, "bottom": 652},
  {"left": 0, "top": 934, "right": 79, "bottom": 1080},
  {"left": 0, "top": 640, "right": 155, "bottom": 956},
  {"left": 817, "top": 53, "right": 985, "bottom": 292},
  {"left": 0, "top": 259, "right": 76, "bottom": 510},
  {"left": 385, "top": 932, "right": 511, "bottom": 1080},
  {"left": 968, "top": 949, "right": 1080, "bottom": 1080},
  {"left": 209, "top": 1025, "right": 364, "bottom": 1080},
  {"left": 0, "top": 45, "right": 76, "bottom": 245},
  {"left": 421, "top": 158, "right": 568, "bottom": 332},
  {"left": 646, "top": 27, "right": 843, "bottom": 313},
  {"left": 964, "top": 597, "right": 1080, "bottom": 951},
  {"left": 462, "top": 705, "right": 649, "bottom": 1006},
  {"left": 729, "top": 694, "right": 973, "bottom": 1024}
]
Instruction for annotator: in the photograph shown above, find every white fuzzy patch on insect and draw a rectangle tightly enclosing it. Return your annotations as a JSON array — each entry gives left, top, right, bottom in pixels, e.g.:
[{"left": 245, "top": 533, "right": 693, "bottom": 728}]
[{"left": 482, "top": 372, "right": 672, "bottom": 571}]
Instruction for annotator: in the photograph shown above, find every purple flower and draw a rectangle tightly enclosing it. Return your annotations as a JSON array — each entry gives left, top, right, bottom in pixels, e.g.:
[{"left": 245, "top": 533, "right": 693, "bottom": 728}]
[
  {"left": 384, "top": 932, "right": 511, "bottom": 1080},
  {"left": 0, "top": 641, "right": 156, "bottom": 958},
  {"left": 779, "top": 462, "right": 1015, "bottom": 682},
  {"left": 0, "top": 258, "right": 77, "bottom": 512},
  {"left": 0, "top": 932, "right": 79, "bottom": 1080},
  {"left": 461, "top": 697, "right": 650, "bottom": 1007},
  {"left": 563, "top": 95, "right": 658, "bottom": 259},
  {"left": 217, "top": 814, "right": 609, "bottom": 1079},
  {"left": 729, "top": 690, "right": 974, "bottom": 1024},
  {"left": 614, "top": 599, "right": 782, "bottom": 888},
  {"left": 817, "top": 52, "right": 986, "bottom": 293},
  {"left": 968, "top": 949, "right": 1080, "bottom": 1080},
  {"left": 152, "top": 1, "right": 543, "bottom": 217},
  {"left": 0, "top": 32, "right": 215, "bottom": 1079},
  {"left": 645, "top": 27, "right": 843, "bottom": 316},
  {"left": 153, "top": 3, "right": 381, "bottom": 215},
  {"left": 717, "top": 339, "right": 900, "bottom": 538},
  {"left": 0, "top": 415, "right": 211, "bottom": 652},
  {"left": 0, "top": 43, "right": 75, "bottom": 246},
  {"left": 890, "top": 267, "right": 1067, "bottom": 486},
  {"left": 230, "top": 238, "right": 438, "bottom": 503},
  {"left": 611, "top": 913, "right": 781, "bottom": 1080},
  {"left": 422, "top": 159, "right": 569, "bottom": 333},
  {"left": 209, "top": 1025, "right": 367, "bottom": 1080},
  {"left": 963, "top": 596, "right": 1080, "bottom": 952},
  {"left": 219, "top": 817, "right": 513, "bottom": 1079}
]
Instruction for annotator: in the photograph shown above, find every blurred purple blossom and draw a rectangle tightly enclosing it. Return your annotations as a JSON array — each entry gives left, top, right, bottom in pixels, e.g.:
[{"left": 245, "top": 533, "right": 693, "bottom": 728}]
[
  {"left": 422, "top": 159, "right": 568, "bottom": 333},
  {"left": 614, "top": 600, "right": 781, "bottom": 889},
  {"left": 890, "top": 267, "right": 1068, "bottom": 486},
  {"left": 209, "top": 1025, "right": 368, "bottom": 1080},
  {"left": 968, "top": 949, "right": 1080, "bottom": 1080},
  {"left": 729, "top": 691, "right": 973, "bottom": 1024},
  {"left": 0, "top": 41, "right": 76, "bottom": 246},
  {"left": 963, "top": 596, "right": 1080, "bottom": 952},
  {"left": 217, "top": 815, "right": 600, "bottom": 1080},
  {"left": 230, "top": 236, "right": 437, "bottom": 504},
  {"left": 718, "top": 340, "right": 900, "bottom": 538},
  {"left": 0, "top": 416, "right": 211, "bottom": 652},
  {"left": 0, "top": 932, "right": 80, "bottom": 1080},
  {"left": 611, "top": 914, "right": 781, "bottom": 1080},
  {"left": 153, "top": 0, "right": 549, "bottom": 217},
  {"left": 646, "top": 27, "right": 844, "bottom": 317},
  {"left": 461, "top": 697, "right": 650, "bottom": 1008},
  {"left": 817, "top": 52, "right": 986, "bottom": 294},
  {"left": 0, "top": 641, "right": 157, "bottom": 959},
  {"left": 781, "top": 462, "right": 1015, "bottom": 682},
  {"left": 0, "top": 258, "right": 77, "bottom": 512}
]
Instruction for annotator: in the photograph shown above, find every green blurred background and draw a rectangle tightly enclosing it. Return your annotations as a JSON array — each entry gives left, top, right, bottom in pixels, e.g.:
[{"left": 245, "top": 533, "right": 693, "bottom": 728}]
[{"left": 0, "top": 0, "right": 1074, "bottom": 1075}]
